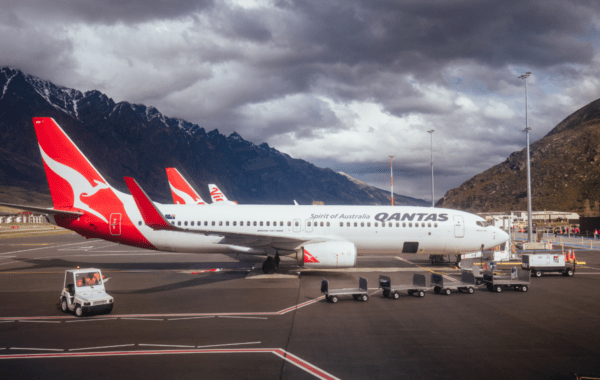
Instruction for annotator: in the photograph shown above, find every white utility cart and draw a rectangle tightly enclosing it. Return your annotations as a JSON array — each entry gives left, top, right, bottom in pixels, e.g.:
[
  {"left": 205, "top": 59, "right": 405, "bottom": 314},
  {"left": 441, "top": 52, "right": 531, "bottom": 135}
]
[
  {"left": 60, "top": 268, "right": 114, "bottom": 317},
  {"left": 378, "top": 274, "right": 430, "bottom": 299},
  {"left": 522, "top": 253, "right": 576, "bottom": 277},
  {"left": 321, "top": 277, "right": 369, "bottom": 303}
]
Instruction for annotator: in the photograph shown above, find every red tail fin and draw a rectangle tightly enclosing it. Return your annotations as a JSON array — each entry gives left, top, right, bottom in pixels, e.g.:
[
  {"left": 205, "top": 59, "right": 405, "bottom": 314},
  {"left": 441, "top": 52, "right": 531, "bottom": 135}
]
[{"left": 165, "top": 167, "right": 205, "bottom": 205}]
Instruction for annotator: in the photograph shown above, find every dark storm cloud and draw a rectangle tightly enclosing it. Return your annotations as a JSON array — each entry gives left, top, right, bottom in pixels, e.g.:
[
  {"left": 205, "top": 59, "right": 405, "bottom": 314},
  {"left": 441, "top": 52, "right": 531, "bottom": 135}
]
[{"left": 3, "top": 0, "right": 213, "bottom": 25}]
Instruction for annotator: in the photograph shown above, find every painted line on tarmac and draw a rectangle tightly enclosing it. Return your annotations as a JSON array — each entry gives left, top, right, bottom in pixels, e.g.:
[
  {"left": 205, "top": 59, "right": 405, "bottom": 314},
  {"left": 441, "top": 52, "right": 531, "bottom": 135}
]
[
  {"left": 0, "top": 240, "right": 102, "bottom": 256},
  {"left": 0, "top": 296, "right": 327, "bottom": 321},
  {"left": 17, "top": 320, "right": 61, "bottom": 324},
  {"left": 218, "top": 316, "right": 268, "bottom": 320},
  {"left": 69, "top": 344, "right": 135, "bottom": 351},
  {"left": 65, "top": 319, "right": 117, "bottom": 323},
  {"left": 0, "top": 348, "right": 341, "bottom": 380},
  {"left": 168, "top": 316, "right": 216, "bottom": 321},
  {"left": 196, "top": 341, "right": 261, "bottom": 349},
  {"left": 9, "top": 347, "right": 64, "bottom": 352},
  {"left": 139, "top": 344, "right": 196, "bottom": 348}
]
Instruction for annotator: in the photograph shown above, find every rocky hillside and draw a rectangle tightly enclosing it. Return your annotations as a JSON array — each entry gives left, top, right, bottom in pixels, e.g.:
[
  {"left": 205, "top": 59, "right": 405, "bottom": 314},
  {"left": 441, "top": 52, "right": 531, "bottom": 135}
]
[
  {"left": 0, "top": 67, "right": 429, "bottom": 207},
  {"left": 437, "top": 97, "right": 600, "bottom": 213}
]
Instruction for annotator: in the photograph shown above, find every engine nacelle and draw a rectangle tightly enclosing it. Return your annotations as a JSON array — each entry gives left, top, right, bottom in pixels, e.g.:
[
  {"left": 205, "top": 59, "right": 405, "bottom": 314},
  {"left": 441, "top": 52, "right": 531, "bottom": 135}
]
[{"left": 296, "top": 241, "right": 357, "bottom": 268}]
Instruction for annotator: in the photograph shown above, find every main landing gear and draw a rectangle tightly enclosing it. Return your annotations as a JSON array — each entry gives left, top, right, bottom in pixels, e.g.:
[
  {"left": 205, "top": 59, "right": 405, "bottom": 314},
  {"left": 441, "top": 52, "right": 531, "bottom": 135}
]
[{"left": 262, "top": 254, "right": 280, "bottom": 274}]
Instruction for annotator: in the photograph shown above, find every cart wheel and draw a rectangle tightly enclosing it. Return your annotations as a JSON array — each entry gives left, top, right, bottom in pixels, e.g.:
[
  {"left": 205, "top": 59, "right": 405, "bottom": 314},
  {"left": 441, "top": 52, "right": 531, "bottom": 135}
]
[
  {"left": 61, "top": 298, "right": 68, "bottom": 313},
  {"left": 467, "top": 287, "right": 474, "bottom": 294},
  {"left": 486, "top": 284, "right": 493, "bottom": 291},
  {"left": 434, "top": 286, "right": 441, "bottom": 294},
  {"left": 330, "top": 296, "right": 338, "bottom": 303},
  {"left": 418, "top": 290, "right": 425, "bottom": 297},
  {"left": 361, "top": 294, "right": 369, "bottom": 302},
  {"left": 383, "top": 289, "right": 390, "bottom": 298},
  {"left": 535, "top": 271, "right": 542, "bottom": 278},
  {"left": 393, "top": 292, "right": 400, "bottom": 299},
  {"left": 75, "top": 304, "right": 83, "bottom": 317},
  {"left": 444, "top": 288, "right": 451, "bottom": 296},
  {"left": 566, "top": 269, "right": 574, "bottom": 277},
  {"left": 521, "top": 285, "right": 528, "bottom": 292},
  {"left": 407, "top": 290, "right": 414, "bottom": 296},
  {"left": 476, "top": 279, "right": 483, "bottom": 285},
  {"left": 495, "top": 286, "right": 502, "bottom": 293}
]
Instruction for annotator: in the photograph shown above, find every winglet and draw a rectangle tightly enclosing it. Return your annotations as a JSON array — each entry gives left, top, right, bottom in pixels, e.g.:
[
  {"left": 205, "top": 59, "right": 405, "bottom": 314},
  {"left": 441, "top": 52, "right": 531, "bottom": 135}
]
[{"left": 124, "top": 177, "right": 176, "bottom": 231}]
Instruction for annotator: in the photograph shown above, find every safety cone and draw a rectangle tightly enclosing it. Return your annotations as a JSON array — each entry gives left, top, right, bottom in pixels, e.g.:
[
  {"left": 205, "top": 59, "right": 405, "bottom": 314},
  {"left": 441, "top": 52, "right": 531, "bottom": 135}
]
[
  {"left": 572, "top": 250, "right": 576, "bottom": 262},
  {"left": 562, "top": 251, "right": 567, "bottom": 262}
]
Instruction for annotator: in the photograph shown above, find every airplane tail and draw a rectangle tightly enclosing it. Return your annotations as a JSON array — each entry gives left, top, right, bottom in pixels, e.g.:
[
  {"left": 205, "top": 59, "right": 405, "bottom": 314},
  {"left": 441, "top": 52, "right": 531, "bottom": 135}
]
[
  {"left": 165, "top": 168, "right": 205, "bottom": 205},
  {"left": 209, "top": 184, "right": 229, "bottom": 203},
  {"left": 33, "top": 118, "right": 119, "bottom": 225}
]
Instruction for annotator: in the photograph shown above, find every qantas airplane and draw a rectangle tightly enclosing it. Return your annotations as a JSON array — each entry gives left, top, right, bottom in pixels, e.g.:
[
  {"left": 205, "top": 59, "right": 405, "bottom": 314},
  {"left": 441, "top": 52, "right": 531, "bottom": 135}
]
[
  {"left": 0, "top": 118, "right": 509, "bottom": 274},
  {"left": 165, "top": 167, "right": 237, "bottom": 206}
]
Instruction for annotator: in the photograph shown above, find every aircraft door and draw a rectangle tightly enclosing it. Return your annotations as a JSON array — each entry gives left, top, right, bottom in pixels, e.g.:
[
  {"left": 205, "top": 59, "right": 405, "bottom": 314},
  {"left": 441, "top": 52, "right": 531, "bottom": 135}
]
[
  {"left": 110, "top": 213, "right": 122, "bottom": 236},
  {"left": 305, "top": 220, "right": 313, "bottom": 232},
  {"left": 293, "top": 219, "right": 301, "bottom": 233},
  {"left": 454, "top": 215, "right": 464, "bottom": 238}
]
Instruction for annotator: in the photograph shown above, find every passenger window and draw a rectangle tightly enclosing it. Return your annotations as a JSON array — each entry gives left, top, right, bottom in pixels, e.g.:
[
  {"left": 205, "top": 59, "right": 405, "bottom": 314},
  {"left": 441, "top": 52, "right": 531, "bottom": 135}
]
[
  {"left": 326, "top": 222, "right": 330, "bottom": 227},
  {"left": 178, "top": 221, "right": 181, "bottom": 226},
  {"left": 295, "top": 221, "right": 299, "bottom": 226},
  {"left": 340, "top": 222, "right": 344, "bottom": 227},
  {"left": 319, "top": 222, "right": 322, "bottom": 227},
  {"left": 260, "top": 221, "right": 263, "bottom": 226},
  {"left": 347, "top": 222, "right": 350, "bottom": 227},
  {"left": 233, "top": 221, "right": 236, "bottom": 226},
  {"left": 434, "top": 223, "right": 438, "bottom": 227},
  {"left": 361, "top": 222, "right": 364, "bottom": 227},
  {"left": 226, "top": 221, "right": 229, "bottom": 226},
  {"left": 139, "top": 221, "right": 142, "bottom": 226},
  {"left": 288, "top": 221, "right": 291, "bottom": 227},
  {"left": 274, "top": 221, "right": 277, "bottom": 226},
  {"left": 353, "top": 222, "right": 356, "bottom": 227},
  {"left": 367, "top": 222, "right": 371, "bottom": 227},
  {"left": 219, "top": 221, "right": 223, "bottom": 226},
  {"left": 240, "top": 221, "right": 244, "bottom": 226},
  {"left": 381, "top": 222, "right": 385, "bottom": 228},
  {"left": 396, "top": 222, "right": 399, "bottom": 227},
  {"left": 409, "top": 223, "right": 412, "bottom": 227},
  {"left": 280, "top": 222, "right": 284, "bottom": 226},
  {"left": 253, "top": 221, "right": 257, "bottom": 226},
  {"left": 389, "top": 222, "right": 392, "bottom": 227},
  {"left": 191, "top": 221, "right": 194, "bottom": 226},
  {"left": 428, "top": 223, "right": 431, "bottom": 227},
  {"left": 212, "top": 221, "right": 215, "bottom": 226},
  {"left": 266, "top": 222, "right": 270, "bottom": 226},
  {"left": 375, "top": 222, "right": 378, "bottom": 227},
  {"left": 307, "top": 222, "right": 311, "bottom": 227},
  {"left": 204, "top": 221, "right": 208, "bottom": 226},
  {"left": 421, "top": 223, "right": 425, "bottom": 227},
  {"left": 403, "top": 222, "right": 406, "bottom": 227}
]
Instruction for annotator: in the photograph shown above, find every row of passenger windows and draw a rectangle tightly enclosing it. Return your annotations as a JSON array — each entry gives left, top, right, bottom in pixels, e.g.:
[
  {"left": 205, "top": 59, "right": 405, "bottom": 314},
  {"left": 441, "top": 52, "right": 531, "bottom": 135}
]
[{"left": 160, "top": 220, "right": 438, "bottom": 228}]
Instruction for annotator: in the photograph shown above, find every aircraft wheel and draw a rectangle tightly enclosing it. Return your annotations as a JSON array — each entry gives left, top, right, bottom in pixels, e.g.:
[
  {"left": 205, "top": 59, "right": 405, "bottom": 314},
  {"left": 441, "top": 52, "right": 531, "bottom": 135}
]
[
  {"left": 61, "top": 298, "right": 68, "bottom": 313},
  {"left": 393, "top": 292, "right": 400, "bottom": 299}
]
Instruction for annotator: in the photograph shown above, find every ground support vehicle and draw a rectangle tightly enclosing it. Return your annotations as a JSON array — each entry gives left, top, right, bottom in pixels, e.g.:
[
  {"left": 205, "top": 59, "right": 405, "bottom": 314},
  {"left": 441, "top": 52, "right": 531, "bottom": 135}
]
[
  {"left": 378, "top": 274, "right": 430, "bottom": 299},
  {"left": 472, "top": 265, "right": 485, "bottom": 285},
  {"left": 483, "top": 267, "right": 530, "bottom": 293},
  {"left": 431, "top": 271, "right": 476, "bottom": 295},
  {"left": 321, "top": 277, "right": 369, "bottom": 303},
  {"left": 522, "top": 253, "right": 576, "bottom": 277},
  {"left": 60, "top": 268, "right": 113, "bottom": 317}
]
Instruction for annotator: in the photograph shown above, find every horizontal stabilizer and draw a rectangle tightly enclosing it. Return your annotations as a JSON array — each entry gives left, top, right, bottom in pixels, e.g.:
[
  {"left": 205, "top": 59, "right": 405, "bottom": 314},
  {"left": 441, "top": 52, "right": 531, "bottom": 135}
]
[
  {"left": 0, "top": 202, "right": 83, "bottom": 216},
  {"left": 123, "top": 177, "right": 176, "bottom": 231}
]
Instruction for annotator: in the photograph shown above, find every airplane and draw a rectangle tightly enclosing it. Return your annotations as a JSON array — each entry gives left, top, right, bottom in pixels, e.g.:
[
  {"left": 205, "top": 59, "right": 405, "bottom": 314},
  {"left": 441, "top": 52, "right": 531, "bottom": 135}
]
[
  {"left": 165, "top": 167, "right": 237, "bottom": 206},
  {"left": 0, "top": 117, "right": 509, "bottom": 274},
  {"left": 208, "top": 183, "right": 237, "bottom": 205}
]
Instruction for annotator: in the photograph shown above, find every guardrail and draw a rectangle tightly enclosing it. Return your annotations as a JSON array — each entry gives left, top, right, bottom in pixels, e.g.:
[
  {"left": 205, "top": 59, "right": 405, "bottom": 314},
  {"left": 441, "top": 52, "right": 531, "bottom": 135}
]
[{"left": 512, "top": 231, "right": 600, "bottom": 249}]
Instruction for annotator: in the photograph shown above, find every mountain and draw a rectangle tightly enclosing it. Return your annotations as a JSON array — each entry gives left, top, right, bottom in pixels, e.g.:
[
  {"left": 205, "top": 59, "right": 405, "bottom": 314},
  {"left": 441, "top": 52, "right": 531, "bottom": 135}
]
[
  {"left": 436, "top": 97, "right": 600, "bottom": 213},
  {"left": 0, "top": 67, "right": 429, "bottom": 207}
]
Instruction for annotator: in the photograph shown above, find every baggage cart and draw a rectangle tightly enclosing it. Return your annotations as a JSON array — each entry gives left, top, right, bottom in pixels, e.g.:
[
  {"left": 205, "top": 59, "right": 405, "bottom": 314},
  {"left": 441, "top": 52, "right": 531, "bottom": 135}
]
[
  {"left": 378, "top": 274, "right": 430, "bottom": 299},
  {"left": 483, "top": 267, "right": 530, "bottom": 293},
  {"left": 321, "top": 277, "right": 369, "bottom": 303},
  {"left": 431, "top": 271, "right": 475, "bottom": 295}
]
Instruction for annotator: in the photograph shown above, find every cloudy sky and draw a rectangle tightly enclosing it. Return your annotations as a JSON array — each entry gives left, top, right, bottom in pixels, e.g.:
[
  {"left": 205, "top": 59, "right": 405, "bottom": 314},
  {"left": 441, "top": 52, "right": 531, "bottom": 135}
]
[{"left": 2, "top": 0, "right": 600, "bottom": 202}]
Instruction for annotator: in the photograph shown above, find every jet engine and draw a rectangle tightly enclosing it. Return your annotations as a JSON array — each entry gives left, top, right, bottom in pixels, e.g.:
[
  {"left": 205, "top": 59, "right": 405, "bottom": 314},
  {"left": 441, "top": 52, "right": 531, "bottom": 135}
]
[{"left": 295, "top": 241, "right": 357, "bottom": 269}]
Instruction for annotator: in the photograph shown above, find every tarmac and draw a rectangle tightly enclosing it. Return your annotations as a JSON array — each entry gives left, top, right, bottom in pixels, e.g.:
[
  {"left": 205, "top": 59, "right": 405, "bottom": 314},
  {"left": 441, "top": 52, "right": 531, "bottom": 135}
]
[{"left": 1, "top": 232, "right": 599, "bottom": 379}]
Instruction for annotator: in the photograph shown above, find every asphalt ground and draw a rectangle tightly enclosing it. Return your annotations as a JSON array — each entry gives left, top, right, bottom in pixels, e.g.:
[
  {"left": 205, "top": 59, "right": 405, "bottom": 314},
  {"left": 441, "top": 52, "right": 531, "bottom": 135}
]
[{"left": 1, "top": 232, "right": 599, "bottom": 379}]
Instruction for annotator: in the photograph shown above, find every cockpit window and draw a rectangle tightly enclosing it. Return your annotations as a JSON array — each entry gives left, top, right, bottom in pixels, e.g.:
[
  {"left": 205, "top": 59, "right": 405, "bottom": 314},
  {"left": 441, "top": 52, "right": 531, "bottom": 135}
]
[{"left": 476, "top": 221, "right": 489, "bottom": 227}]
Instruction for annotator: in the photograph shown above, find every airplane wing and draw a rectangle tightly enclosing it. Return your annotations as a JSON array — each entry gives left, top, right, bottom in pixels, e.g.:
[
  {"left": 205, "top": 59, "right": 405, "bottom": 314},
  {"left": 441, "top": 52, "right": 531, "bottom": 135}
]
[
  {"left": 124, "top": 177, "right": 328, "bottom": 250},
  {"left": 0, "top": 202, "right": 83, "bottom": 217}
]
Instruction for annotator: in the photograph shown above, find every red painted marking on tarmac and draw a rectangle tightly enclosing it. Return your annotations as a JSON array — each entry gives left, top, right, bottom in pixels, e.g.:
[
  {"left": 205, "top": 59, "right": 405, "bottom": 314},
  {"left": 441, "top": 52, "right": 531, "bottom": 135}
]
[{"left": 0, "top": 348, "right": 341, "bottom": 380}]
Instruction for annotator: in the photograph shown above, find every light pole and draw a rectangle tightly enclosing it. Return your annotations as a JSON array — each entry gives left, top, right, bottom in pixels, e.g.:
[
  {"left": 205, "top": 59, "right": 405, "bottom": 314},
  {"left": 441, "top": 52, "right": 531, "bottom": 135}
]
[
  {"left": 427, "top": 129, "right": 434, "bottom": 207},
  {"left": 389, "top": 155, "right": 394, "bottom": 206},
  {"left": 519, "top": 71, "right": 533, "bottom": 243}
]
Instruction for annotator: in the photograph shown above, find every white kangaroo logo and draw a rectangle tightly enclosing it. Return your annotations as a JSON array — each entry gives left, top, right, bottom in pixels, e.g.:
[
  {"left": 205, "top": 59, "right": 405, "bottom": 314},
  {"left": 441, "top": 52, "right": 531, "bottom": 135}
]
[
  {"left": 169, "top": 183, "right": 204, "bottom": 205},
  {"left": 40, "top": 146, "right": 110, "bottom": 223}
]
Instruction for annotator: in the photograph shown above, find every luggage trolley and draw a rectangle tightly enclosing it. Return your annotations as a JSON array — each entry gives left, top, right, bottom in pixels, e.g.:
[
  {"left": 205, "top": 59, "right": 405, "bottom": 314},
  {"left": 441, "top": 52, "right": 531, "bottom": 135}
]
[
  {"left": 378, "top": 274, "right": 430, "bottom": 299},
  {"left": 431, "top": 271, "right": 476, "bottom": 295},
  {"left": 483, "top": 267, "right": 530, "bottom": 293},
  {"left": 321, "top": 277, "right": 369, "bottom": 303}
]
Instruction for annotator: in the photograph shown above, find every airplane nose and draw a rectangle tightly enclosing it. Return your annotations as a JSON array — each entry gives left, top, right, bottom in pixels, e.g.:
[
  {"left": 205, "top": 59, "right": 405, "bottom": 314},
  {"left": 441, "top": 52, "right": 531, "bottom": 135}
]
[{"left": 497, "top": 227, "right": 509, "bottom": 243}]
